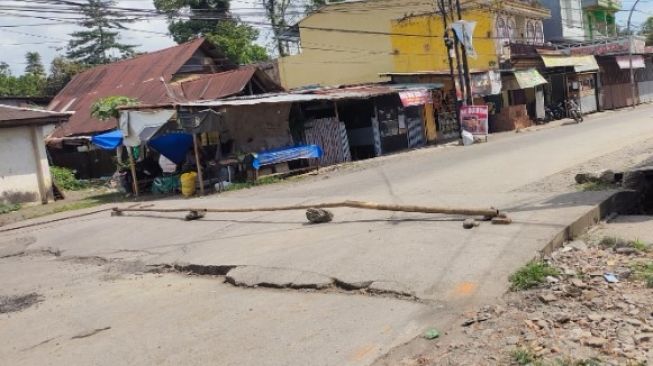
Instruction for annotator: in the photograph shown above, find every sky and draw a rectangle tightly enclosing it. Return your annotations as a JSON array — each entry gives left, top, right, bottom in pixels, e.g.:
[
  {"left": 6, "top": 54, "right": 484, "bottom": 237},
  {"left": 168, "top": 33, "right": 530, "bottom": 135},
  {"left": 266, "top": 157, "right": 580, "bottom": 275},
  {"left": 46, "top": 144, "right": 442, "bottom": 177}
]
[{"left": 0, "top": 0, "right": 651, "bottom": 75}]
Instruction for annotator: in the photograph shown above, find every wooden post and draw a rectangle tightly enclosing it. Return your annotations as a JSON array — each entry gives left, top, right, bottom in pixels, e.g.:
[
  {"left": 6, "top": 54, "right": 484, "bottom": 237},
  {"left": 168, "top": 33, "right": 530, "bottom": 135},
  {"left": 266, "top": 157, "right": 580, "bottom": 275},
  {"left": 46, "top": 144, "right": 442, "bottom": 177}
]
[
  {"left": 125, "top": 146, "right": 139, "bottom": 197},
  {"left": 333, "top": 101, "right": 340, "bottom": 121},
  {"left": 192, "top": 133, "right": 204, "bottom": 195}
]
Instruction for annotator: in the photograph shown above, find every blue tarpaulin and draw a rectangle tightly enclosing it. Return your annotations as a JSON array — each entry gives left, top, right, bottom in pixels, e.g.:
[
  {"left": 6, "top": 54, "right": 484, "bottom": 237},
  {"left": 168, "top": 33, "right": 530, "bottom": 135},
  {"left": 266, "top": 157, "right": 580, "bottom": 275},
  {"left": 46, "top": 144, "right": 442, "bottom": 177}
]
[
  {"left": 252, "top": 144, "right": 323, "bottom": 170},
  {"left": 91, "top": 130, "right": 123, "bottom": 150},
  {"left": 148, "top": 133, "right": 193, "bottom": 165}
]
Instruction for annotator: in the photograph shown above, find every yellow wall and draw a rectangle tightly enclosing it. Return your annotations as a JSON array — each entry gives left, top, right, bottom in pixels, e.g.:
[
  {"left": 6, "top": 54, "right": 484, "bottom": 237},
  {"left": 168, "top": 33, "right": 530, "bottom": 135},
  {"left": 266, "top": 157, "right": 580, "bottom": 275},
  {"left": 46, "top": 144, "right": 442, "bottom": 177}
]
[
  {"left": 278, "top": 0, "right": 433, "bottom": 89},
  {"left": 391, "top": 10, "right": 498, "bottom": 74}
]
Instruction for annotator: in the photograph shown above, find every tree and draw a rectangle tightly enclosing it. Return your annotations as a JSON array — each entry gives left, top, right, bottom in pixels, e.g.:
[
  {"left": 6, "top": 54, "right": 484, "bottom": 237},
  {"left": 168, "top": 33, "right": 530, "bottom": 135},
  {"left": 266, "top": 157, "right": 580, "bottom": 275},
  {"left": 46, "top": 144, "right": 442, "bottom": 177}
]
[
  {"left": 205, "top": 21, "right": 268, "bottom": 64},
  {"left": 24, "top": 52, "right": 45, "bottom": 76},
  {"left": 640, "top": 17, "right": 653, "bottom": 45},
  {"left": 91, "top": 96, "right": 138, "bottom": 120},
  {"left": 0, "top": 73, "right": 46, "bottom": 97},
  {"left": 304, "top": 0, "right": 326, "bottom": 14},
  {"left": 0, "top": 62, "right": 10, "bottom": 76},
  {"left": 154, "top": 0, "right": 231, "bottom": 43},
  {"left": 67, "top": 0, "right": 137, "bottom": 65},
  {"left": 261, "top": 0, "right": 294, "bottom": 57},
  {"left": 45, "top": 57, "right": 88, "bottom": 96}
]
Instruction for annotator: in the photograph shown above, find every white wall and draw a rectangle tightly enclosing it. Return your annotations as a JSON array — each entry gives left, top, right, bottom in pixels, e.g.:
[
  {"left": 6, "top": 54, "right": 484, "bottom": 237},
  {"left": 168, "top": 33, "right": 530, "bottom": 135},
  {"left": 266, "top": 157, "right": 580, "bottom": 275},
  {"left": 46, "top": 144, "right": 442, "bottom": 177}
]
[{"left": 0, "top": 125, "right": 52, "bottom": 204}]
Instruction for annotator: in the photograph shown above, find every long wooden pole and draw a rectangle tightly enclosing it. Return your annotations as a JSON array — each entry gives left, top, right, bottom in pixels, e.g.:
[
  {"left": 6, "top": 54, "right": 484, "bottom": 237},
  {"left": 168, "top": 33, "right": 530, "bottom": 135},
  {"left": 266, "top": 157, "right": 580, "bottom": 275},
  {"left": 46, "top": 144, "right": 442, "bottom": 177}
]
[
  {"left": 113, "top": 200, "right": 500, "bottom": 218},
  {"left": 125, "top": 146, "right": 139, "bottom": 197},
  {"left": 192, "top": 133, "right": 205, "bottom": 195}
]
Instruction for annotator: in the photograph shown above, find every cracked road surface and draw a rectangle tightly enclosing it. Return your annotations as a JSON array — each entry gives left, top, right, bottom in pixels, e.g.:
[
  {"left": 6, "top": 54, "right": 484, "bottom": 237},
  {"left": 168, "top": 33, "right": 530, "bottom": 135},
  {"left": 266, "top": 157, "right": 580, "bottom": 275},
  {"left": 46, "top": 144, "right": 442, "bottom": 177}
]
[{"left": 3, "top": 106, "right": 653, "bottom": 365}]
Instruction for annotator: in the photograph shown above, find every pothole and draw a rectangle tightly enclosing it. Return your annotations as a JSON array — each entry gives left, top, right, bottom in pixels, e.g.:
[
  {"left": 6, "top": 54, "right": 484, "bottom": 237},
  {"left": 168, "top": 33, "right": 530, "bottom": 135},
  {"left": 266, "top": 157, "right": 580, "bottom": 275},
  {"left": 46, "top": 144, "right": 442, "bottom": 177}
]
[{"left": 0, "top": 293, "right": 42, "bottom": 314}]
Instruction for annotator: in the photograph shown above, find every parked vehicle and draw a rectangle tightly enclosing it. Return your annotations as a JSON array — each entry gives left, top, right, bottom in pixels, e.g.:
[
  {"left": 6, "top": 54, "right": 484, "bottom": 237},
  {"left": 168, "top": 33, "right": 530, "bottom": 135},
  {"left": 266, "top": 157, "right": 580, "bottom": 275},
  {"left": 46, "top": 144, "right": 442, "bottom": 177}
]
[{"left": 565, "top": 99, "right": 583, "bottom": 123}]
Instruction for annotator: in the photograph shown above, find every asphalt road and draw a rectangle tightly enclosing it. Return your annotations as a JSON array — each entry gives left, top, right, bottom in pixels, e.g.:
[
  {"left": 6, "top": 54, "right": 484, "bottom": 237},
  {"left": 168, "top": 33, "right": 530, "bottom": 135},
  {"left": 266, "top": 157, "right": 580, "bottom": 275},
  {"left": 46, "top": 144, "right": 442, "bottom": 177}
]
[{"left": 3, "top": 105, "right": 653, "bottom": 365}]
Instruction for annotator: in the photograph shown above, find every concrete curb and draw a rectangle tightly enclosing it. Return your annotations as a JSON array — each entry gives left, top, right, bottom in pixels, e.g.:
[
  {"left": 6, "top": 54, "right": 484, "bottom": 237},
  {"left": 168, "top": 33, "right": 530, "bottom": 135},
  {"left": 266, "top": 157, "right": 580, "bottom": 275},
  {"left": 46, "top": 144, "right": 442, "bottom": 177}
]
[{"left": 538, "top": 190, "right": 639, "bottom": 257}]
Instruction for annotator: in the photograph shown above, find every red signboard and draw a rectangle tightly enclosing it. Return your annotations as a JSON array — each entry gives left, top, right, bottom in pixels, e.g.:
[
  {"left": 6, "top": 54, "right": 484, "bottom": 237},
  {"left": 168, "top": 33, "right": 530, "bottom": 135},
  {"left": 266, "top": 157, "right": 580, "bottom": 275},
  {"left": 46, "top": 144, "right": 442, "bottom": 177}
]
[
  {"left": 399, "top": 90, "right": 433, "bottom": 107},
  {"left": 460, "top": 105, "right": 489, "bottom": 136}
]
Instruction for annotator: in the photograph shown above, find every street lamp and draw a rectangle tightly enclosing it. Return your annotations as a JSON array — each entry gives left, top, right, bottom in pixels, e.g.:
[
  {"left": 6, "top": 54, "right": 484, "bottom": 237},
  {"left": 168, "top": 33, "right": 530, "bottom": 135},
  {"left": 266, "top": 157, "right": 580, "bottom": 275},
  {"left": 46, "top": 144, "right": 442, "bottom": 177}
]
[{"left": 627, "top": 0, "right": 641, "bottom": 107}]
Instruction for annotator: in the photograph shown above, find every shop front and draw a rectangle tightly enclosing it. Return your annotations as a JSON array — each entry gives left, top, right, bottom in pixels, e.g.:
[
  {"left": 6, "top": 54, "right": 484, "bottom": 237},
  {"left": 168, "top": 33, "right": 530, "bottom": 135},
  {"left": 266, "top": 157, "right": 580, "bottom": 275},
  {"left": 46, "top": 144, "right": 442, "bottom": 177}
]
[{"left": 540, "top": 55, "right": 600, "bottom": 115}]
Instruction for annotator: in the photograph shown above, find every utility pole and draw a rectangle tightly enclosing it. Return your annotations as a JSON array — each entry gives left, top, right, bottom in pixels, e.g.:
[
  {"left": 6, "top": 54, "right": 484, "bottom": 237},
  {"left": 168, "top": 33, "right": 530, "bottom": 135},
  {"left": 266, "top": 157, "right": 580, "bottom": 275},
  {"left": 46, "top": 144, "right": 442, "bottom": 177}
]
[
  {"left": 454, "top": 0, "right": 473, "bottom": 105},
  {"left": 447, "top": 0, "right": 467, "bottom": 104},
  {"left": 627, "top": 0, "right": 641, "bottom": 108},
  {"left": 438, "top": 0, "right": 461, "bottom": 119}
]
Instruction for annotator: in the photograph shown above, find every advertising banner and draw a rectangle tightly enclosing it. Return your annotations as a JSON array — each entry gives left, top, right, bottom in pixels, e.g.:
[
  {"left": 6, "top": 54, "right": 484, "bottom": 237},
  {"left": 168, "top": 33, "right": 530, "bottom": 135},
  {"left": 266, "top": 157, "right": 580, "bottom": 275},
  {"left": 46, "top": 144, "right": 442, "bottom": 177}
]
[
  {"left": 452, "top": 20, "right": 477, "bottom": 59},
  {"left": 460, "top": 105, "right": 489, "bottom": 136},
  {"left": 399, "top": 90, "right": 433, "bottom": 107}
]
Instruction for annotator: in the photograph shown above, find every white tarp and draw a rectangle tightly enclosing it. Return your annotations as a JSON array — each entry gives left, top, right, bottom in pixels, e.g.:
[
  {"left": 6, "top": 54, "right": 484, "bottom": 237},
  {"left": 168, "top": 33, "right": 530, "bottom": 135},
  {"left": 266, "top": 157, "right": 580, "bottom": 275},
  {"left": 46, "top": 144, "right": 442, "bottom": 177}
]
[{"left": 119, "top": 109, "right": 176, "bottom": 147}]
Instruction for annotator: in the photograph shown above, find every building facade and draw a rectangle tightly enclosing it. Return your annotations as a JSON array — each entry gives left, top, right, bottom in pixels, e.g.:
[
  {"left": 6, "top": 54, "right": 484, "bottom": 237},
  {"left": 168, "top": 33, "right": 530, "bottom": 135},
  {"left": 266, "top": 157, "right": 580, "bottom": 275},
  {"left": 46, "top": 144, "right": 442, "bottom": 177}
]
[{"left": 277, "top": 0, "right": 434, "bottom": 89}]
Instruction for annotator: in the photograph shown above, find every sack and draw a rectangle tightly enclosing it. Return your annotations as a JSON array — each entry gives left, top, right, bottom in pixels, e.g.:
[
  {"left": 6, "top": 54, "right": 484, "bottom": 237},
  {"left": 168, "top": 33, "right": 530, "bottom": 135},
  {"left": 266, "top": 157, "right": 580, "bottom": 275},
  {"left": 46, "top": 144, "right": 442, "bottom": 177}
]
[{"left": 180, "top": 172, "right": 197, "bottom": 197}]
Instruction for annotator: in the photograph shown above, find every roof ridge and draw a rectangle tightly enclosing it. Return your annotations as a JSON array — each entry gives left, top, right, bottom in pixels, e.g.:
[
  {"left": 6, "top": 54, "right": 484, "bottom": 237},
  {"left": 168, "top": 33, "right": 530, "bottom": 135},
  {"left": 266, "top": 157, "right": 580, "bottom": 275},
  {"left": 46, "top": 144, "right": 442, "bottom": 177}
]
[
  {"left": 0, "top": 104, "right": 71, "bottom": 115},
  {"left": 178, "top": 66, "right": 256, "bottom": 84},
  {"left": 74, "top": 37, "right": 206, "bottom": 77}
]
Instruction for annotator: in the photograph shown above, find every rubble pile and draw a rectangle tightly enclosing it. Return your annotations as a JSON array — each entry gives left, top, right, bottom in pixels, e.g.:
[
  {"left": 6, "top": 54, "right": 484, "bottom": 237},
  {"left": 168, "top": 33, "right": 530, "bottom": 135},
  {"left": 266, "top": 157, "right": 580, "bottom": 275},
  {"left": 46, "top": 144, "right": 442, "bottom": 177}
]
[{"left": 408, "top": 235, "right": 653, "bottom": 365}]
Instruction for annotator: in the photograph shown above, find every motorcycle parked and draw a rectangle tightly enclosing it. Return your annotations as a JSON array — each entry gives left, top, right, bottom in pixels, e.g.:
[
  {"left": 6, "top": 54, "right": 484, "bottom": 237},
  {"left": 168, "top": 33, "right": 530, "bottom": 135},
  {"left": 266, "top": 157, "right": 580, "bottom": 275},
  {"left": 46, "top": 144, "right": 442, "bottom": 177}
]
[{"left": 565, "top": 99, "right": 583, "bottom": 123}]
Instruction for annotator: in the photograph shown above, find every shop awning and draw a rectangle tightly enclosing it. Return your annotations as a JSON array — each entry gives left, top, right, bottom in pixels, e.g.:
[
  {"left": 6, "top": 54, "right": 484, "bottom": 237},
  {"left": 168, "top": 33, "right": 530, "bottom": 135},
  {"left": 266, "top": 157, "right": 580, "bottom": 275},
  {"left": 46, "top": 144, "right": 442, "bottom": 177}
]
[
  {"left": 119, "top": 109, "right": 176, "bottom": 147},
  {"left": 541, "top": 55, "right": 599, "bottom": 72},
  {"left": 616, "top": 55, "right": 645, "bottom": 69},
  {"left": 514, "top": 69, "right": 548, "bottom": 89},
  {"left": 91, "top": 130, "right": 122, "bottom": 150}
]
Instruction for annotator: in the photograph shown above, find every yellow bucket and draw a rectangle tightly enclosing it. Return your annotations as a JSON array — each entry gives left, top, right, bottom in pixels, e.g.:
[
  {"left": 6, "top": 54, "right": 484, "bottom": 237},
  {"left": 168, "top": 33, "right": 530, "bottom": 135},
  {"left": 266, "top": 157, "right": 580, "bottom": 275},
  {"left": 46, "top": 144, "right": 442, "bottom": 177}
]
[{"left": 180, "top": 172, "right": 197, "bottom": 197}]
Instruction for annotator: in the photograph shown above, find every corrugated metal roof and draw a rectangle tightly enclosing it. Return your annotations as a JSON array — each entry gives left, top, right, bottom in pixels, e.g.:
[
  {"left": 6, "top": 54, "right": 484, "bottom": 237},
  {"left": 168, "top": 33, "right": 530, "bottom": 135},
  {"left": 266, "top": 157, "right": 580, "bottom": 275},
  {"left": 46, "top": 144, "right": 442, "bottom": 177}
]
[
  {"left": 182, "top": 83, "right": 442, "bottom": 107},
  {"left": 0, "top": 105, "right": 70, "bottom": 127},
  {"left": 173, "top": 67, "right": 257, "bottom": 100},
  {"left": 48, "top": 38, "right": 238, "bottom": 138}
]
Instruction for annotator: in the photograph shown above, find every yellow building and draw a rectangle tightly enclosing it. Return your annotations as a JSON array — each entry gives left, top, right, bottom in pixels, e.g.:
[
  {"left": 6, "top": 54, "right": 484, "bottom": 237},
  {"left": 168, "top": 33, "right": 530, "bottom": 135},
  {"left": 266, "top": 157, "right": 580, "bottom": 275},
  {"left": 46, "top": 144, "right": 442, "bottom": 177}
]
[
  {"left": 391, "top": 0, "right": 551, "bottom": 73},
  {"left": 278, "top": 0, "right": 434, "bottom": 90}
]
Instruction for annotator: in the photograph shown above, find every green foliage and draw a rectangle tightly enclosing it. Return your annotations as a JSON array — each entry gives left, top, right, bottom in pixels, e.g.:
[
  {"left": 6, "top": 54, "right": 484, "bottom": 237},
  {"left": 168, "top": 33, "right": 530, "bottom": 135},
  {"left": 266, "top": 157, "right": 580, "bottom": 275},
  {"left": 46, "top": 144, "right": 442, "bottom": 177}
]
[
  {"left": 45, "top": 57, "right": 88, "bottom": 96},
  {"left": 154, "top": 0, "right": 231, "bottom": 43},
  {"left": 630, "top": 261, "right": 653, "bottom": 288},
  {"left": 600, "top": 236, "right": 649, "bottom": 252},
  {"left": 224, "top": 176, "right": 282, "bottom": 192},
  {"left": 630, "top": 238, "right": 649, "bottom": 252},
  {"left": 0, "top": 73, "right": 46, "bottom": 97},
  {"left": 91, "top": 96, "right": 138, "bottom": 120},
  {"left": 205, "top": 21, "right": 269, "bottom": 64},
  {"left": 0, "top": 62, "right": 9, "bottom": 76},
  {"left": 66, "top": 0, "right": 137, "bottom": 65},
  {"left": 261, "top": 0, "right": 294, "bottom": 56},
  {"left": 509, "top": 261, "right": 560, "bottom": 291},
  {"left": 51, "top": 166, "right": 89, "bottom": 191},
  {"left": 577, "top": 181, "right": 615, "bottom": 191},
  {"left": 304, "top": 0, "right": 343, "bottom": 14},
  {"left": 0, "top": 203, "right": 21, "bottom": 215},
  {"left": 511, "top": 348, "right": 538, "bottom": 365},
  {"left": 24, "top": 52, "right": 45, "bottom": 77},
  {"left": 640, "top": 17, "right": 653, "bottom": 46}
]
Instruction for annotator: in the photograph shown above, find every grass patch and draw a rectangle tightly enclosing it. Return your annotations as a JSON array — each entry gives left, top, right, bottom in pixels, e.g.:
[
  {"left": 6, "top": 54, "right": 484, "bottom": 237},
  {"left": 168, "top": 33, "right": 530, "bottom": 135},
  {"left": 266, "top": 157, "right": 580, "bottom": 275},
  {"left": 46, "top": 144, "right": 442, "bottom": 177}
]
[
  {"left": 600, "top": 236, "right": 650, "bottom": 252},
  {"left": 51, "top": 166, "right": 89, "bottom": 191},
  {"left": 577, "top": 181, "right": 616, "bottom": 191},
  {"left": 630, "top": 261, "right": 653, "bottom": 288},
  {"left": 50, "top": 192, "right": 124, "bottom": 214},
  {"left": 0, "top": 202, "right": 21, "bottom": 214},
  {"left": 509, "top": 261, "right": 560, "bottom": 291},
  {"left": 511, "top": 348, "right": 539, "bottom": 365},
  {"left": 224, "top": 176, "right": 283, "bottom": 192},
  {"left": 630, "top": 238, "right": 649, "bottom": 252}
]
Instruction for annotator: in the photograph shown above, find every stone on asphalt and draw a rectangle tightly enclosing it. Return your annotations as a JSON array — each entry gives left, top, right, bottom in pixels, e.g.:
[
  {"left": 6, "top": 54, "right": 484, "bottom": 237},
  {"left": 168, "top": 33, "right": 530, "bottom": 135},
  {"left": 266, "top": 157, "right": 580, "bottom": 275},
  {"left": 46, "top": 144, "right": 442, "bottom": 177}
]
[{"left": 305, "top": 208, "right": 333, "bottom": 224}]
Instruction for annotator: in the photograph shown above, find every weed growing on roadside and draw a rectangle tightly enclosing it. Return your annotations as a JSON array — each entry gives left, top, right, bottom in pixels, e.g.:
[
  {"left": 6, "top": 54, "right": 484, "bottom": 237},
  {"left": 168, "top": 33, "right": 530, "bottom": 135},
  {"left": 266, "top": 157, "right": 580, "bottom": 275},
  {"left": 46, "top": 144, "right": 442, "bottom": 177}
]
[
  {"left": 511, "top": 348, "right": 538, "bottom": 365},
  {"left": 629, "top": 262, "right": 653, "bottom": 288},
  {"left": 0, "top": 203, "right": 21, "bottom": 214},
  {"left": 630, "top": 239, "right": 649, "bottom": 252},
  {"left": 577, "top": 181, "right": 615, "bottom": 191},
  {"left": 509, "top": 261, "right": 560, "bottom": 291},
  {"left": 224, "top": 176, "right": 283, "bottom": 192},
  {"left": 51, "top": 166, "right": 89, "bottom": 191}
]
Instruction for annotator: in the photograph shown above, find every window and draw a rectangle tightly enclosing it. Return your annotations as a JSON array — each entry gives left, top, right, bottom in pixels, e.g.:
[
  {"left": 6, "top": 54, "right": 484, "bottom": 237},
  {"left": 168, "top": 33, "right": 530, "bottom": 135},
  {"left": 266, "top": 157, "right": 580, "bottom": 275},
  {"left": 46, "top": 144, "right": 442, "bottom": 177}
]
[
  {"left": 526, "top": 21, "right": 536, "bottom": 45},
  {"left": 535, "top": 21, "right": 544, "bottom": 45},
  {"left": 508, "top": 18, "right": 516, "bottom": 41}
]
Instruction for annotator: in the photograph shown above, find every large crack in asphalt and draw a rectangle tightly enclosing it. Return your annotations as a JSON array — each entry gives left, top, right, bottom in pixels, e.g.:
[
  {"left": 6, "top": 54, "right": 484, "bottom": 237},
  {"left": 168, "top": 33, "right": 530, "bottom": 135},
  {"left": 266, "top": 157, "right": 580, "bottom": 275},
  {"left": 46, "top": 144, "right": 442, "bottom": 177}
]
[
  {"left": 1, "top": 247, "right": 426, "bottom": 303},
  {"left": 165, "top": 263, "right": 426, "bottom": 303}
]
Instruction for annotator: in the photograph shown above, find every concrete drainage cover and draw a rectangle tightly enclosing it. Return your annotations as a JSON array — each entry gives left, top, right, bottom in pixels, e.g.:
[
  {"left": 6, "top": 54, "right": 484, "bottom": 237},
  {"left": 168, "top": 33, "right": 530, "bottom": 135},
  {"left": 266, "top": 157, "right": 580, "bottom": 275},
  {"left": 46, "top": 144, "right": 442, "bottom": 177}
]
[{"left": 226, "top": 266, "right": 333, "bottom": 289}]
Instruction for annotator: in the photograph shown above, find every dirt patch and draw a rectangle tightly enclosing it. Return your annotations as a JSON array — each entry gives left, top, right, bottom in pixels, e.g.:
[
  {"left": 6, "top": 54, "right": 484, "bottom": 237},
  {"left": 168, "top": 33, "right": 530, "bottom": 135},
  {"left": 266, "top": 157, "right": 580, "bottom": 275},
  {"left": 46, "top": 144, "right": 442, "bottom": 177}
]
[
  {"left": 0, "top": 293, "right": 42, "bottom": 314},
  {"left": 396, "top": 231, "right": 653, "bottom": 365}
]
